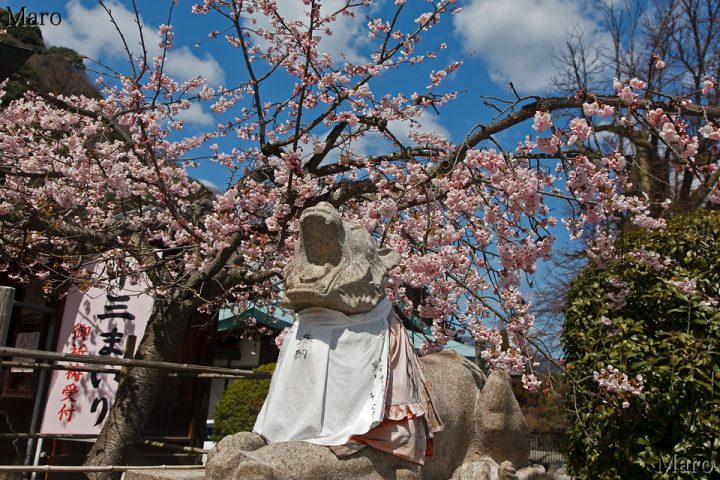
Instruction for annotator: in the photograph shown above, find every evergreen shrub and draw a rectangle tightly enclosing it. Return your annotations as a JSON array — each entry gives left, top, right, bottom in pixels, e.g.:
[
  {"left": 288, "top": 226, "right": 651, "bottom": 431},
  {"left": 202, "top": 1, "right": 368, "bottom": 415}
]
[
  {"left": 212, "top": 362, "right": 276, "bottom": 441},
  {"left": 563, "top": 211, "right": 720, "bottom": 479}
]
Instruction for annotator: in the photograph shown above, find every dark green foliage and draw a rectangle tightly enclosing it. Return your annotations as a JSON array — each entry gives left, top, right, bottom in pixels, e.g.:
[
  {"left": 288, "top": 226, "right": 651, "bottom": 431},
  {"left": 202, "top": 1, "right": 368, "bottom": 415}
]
[
  {"left": 1, "top": 12, "right": 99, "bottom": 102},
  {"left": 0, "top": 9, "right": 44, "bottom": 50},
  {"left": 212, "top": 363, "right": 276, "bottom": 442},
  {"left": 562, "top": 211, "right": 720, "bottom": 479},
  {"left": 44, "top": 46, "right": 86, "bottom": 67}
]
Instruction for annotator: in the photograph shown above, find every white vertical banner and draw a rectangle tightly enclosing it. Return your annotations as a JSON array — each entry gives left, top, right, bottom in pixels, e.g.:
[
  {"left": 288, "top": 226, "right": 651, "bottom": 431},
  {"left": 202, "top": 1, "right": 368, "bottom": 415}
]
[{"left": 40, "top": 266, "right": 152, "bottom": 435}]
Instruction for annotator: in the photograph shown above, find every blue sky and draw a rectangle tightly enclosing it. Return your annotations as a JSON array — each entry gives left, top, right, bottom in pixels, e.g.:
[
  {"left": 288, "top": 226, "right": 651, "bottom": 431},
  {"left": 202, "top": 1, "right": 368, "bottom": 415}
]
[
  {"left": 5, "top": 0, "right": 621, "bottom": 305},
  {"left": 6, "top": 0, "right": 616, "bottom": 148}
]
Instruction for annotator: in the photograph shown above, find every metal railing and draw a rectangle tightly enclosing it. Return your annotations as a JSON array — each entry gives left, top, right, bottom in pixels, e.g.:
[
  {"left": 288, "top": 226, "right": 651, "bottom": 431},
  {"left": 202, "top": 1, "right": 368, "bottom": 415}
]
[
  {"left": 0, "top": 465, "right": 205, "bottom": 473},
  {"left": 0, "top": 345, "right": 272, "bottom": 379},
  {"left": 0, "top": 344, "right": 275, "bottom": 475},
  {"left": 529, "top": 432, "right": 567, "bottom": 466}
]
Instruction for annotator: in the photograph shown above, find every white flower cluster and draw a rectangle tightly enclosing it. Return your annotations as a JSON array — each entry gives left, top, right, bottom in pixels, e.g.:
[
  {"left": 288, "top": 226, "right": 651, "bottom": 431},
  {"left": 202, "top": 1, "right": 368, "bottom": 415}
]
[{"left": 594, "top": 365, "right": 644, "bottom": 408}]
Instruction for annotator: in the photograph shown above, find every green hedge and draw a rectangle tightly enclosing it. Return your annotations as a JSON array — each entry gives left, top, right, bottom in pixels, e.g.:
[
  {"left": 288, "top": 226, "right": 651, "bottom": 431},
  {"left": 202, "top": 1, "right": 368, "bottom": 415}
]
[
  {"left": 562, "top": 211, "right": 720, "bottom": 479},
  {"left": 211, "top": 362, "right": 276, "bottom": 442}
]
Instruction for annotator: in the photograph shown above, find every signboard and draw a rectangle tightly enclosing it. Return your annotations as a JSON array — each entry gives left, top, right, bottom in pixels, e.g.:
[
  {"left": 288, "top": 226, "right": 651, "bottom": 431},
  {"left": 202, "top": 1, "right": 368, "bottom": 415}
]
[{"left": 40, "top": 268, "right": 152, "bottom": 434}]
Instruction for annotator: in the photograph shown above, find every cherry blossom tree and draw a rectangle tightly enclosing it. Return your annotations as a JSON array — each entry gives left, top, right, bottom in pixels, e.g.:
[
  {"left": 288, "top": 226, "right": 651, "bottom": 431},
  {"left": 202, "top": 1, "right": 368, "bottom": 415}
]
[
  {"left": 1, "top": 0, "right": 719, "bottom": 476},
  {"left": 535, "top": 0, "right": 720, "bottom": 353},
  {"left": 551, "top": 0, "right": 720, "bottom": 215}
]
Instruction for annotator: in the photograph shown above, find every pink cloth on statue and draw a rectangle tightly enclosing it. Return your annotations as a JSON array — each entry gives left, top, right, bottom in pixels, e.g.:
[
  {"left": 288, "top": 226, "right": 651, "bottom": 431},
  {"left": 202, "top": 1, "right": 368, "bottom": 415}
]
[{"left": 330, "top": 313, "right": 443, "bottom": 464}]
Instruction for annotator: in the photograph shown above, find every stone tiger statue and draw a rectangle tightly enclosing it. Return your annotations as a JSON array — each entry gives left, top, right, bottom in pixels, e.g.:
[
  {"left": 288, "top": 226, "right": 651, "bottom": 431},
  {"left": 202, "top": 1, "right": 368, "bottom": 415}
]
[{"left": 207, "top": 202, "right": 544, "bottom": 480}]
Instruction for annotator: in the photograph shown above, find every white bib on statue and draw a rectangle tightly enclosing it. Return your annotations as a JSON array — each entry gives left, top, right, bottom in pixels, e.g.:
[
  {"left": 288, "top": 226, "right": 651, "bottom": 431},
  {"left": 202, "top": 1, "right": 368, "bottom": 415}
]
[{"left": 253, "top": 298, "right": 392, "bottom": 445}]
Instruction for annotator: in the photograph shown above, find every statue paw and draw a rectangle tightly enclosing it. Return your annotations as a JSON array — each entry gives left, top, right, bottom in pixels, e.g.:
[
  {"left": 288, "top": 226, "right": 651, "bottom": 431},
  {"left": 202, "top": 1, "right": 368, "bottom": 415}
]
[
  {"left": 451, "top": 458, "right": 494, "bottom": 480},
  {"left": 232, "top": 460, "right": 276, "bottom": 480},
  {"left": 206, "top": 432, "right": 267, "bottom": 480},
  {"left": 452, "top": 458, "right": 534, "bottom": 480},
  {"left": 395, "top": 468, "right": 421, "bottom": 480},
  {"left": 225, "top": 431, "right": 267, "bottom": 451},
  {"left": 499, "top": 461, "right": 518, "bottom": 480}
]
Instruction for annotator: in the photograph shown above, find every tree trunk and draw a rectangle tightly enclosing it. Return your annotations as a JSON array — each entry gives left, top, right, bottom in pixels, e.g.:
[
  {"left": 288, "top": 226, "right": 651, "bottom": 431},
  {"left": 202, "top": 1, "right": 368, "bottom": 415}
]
[{"left": 83, "top": 297, "right": 195, "bottom": 480}]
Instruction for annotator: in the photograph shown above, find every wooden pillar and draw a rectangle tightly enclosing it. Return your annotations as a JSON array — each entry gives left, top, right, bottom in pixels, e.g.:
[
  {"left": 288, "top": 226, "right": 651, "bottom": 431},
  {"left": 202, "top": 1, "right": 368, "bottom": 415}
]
[{"left": 0, "top": 287, "right": 14, "bottom": 347}]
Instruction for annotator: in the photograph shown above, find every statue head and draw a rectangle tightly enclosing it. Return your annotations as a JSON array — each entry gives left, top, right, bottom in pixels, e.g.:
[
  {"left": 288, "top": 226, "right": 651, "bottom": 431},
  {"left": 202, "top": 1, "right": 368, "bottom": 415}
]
[{"left": 283, "top": 202, "right": 401, "bottom": 314}]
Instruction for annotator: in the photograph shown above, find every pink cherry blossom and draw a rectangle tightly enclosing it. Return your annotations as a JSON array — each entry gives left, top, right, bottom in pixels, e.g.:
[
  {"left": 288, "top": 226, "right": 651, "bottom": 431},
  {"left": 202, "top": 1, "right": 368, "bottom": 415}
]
[
  {"left": 702, "top": 78, "right": 715, "bottom": 96},
  {"left": 584, "top": 101, "right": 614, "bottom": 118},
  {"left": 567, "top": 117, "right": 592, "bottom": 146},
  {"left": 582, "top": 101, "right": 600, "bottom": 116},
  {"left": 532, "top": 111, "right": 553, "bottom": 132},
  {"left": 659, "top": 121, "right": 680, "bottom": 143},
  {"left": 668, "top": 278, "right": 697, "bottom": 296},
  {"left": 598, "top": 104, "right": 615, "bottom": 118},
  {"left": 619, "top": 86, "right": 638, "bottom": 105},
  {"left": 275, "top": 327, "right": 290, "bottom": 349},
  {"left": 158, "top": 24, "right": 174, "bottom": 48},
  {"left": 522, "top": 373, "right": 541, "bottom": 392},
  {"left": 613, "top": 77, "right": 623, "bottom": 92},
  {"left": 0, "top": 1, "right": 718, "bottom": 404},
  {"left": 647, "top": 108, "right": 667, "bottom": 128},
  {"left": 594, "top": 364, "right": 644, "bottom": 409},
  {"left": 699, "top": 123, "right": 720, "bottom": 141},
  {"left": 537, "top": 135, "right": 560, "bottom": 153},
  {"left": 629, "top": 77, "right": 646, "bottom": 90},
  {"left": 628, "top": 248, "right": 670, "bottom": 272}
]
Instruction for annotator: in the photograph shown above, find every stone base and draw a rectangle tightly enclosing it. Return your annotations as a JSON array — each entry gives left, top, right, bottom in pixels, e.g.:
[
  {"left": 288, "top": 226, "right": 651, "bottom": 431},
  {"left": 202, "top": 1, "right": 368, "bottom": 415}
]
[{"left": 125, "top": 469, "right": 205, "bottom": 480}]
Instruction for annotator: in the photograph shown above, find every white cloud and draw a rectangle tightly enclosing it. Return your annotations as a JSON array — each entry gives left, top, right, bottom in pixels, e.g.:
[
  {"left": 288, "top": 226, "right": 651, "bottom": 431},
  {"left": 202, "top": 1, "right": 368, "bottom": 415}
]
[
  {"left": 198, "top": 178, "right": 219, "bottom": 192},
  {"left": 389, "top": 110, "right": 451, "bottom": 142},
  {"left": 310, "top": 110, "right": 449, "bottom": 168},
  {"left": 249, "top": 0, "right": 371, "bottom": 65},
  {"left": 453, "top": 0, "right": 610, "bottom": 93},
  {"left": 307, "top": 106, "right": 450, "bottom": 159},
  {"left": 163, "top": 49, "right": 225, "bottom": 87},
  {"left": 42, "top": 0, "right": 225, "bottom": 85},
  {"left": 175, "top": 103, "right": 214, "bottom": 127}
]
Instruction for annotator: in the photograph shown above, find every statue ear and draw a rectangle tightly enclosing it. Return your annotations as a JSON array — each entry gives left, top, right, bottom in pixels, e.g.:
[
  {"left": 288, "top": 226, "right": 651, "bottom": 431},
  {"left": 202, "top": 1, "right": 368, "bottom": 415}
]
[
  {"left": 378, "top": 248, "right": 401, "bottom": 272},
  {"left": 282, "top": 261, "right": 293, "bottom": 280}
]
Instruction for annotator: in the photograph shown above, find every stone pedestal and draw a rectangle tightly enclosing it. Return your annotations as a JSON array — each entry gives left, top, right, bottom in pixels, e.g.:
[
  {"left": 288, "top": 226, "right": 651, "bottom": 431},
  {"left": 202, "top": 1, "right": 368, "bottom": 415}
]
[{"left": 126, "top": 469, "right": 205, "bottom": 480}]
